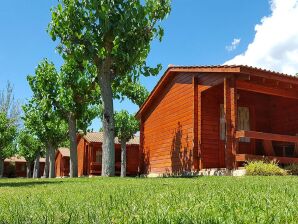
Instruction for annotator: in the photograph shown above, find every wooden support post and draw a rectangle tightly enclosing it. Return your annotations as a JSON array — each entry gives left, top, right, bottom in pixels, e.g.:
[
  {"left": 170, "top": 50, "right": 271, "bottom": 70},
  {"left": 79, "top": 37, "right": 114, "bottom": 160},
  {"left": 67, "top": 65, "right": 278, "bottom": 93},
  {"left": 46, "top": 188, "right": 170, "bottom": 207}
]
[
  {"left": 224, "top": 78, "right": 238, "bottom": 169},
  {"left": 198, "top": 89, "right": 202, "bottom": 170},
  {"left": 192, "top": 76, "right": 200, "bottom": 171}
]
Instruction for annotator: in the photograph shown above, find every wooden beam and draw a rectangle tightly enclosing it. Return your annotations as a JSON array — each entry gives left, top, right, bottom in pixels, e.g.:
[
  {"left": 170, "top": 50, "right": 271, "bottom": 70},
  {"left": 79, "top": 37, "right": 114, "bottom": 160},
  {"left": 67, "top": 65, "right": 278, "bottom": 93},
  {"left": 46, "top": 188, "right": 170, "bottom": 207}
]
[
  {"left": 192, "top": 76, "right": 199, "bottom": 171},
  {"left": 236, "top": 130, "right": 298, "bottom": 143},
  {"left": 236, "top": 80, "right": 298, "bottom": 100},
  {"left": 224, "top": 78, "right": 238, "bottom": 169},
  {"left": 236, "top": 154, "right": 298, "bottom": 164},
  {"left": 240, "top": 66, "right": 298, "bottom": 86},
  {"left": 198, "top": 87, "right": 202, "bottom": 170}
]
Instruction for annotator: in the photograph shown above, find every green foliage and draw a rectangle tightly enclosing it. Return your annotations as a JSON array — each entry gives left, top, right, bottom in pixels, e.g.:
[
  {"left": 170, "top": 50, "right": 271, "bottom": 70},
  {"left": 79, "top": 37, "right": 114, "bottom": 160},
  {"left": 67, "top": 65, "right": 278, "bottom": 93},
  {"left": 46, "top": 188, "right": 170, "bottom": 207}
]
[
  {"left": 114, "top": 110, "right": 139, "bottom": 142},
  {"left": 48, "top": 0, "right": 170, "bottom": 110},
  {"left": 245, "top": 160, "right": 288, "bottom": 176},
  {"left": 0, "top": 112, "right": 17, "bottom": 160},
  {"left": 58, "top": 59, "right": 100, "bottom": 132},
  {"left": 285, "top": 164, "right": 298, "bottom": 175},
  {"left": 22, "top": 100, "right": 68, "bottom": 149},
  {"left": 1, "top": 177, "right": 298, "bottom": 223},
  {"left": 49, "top": 0, "right": 171, "bottom": 79},
  {"left": 113, "top": 78, "right": 149, "bottom": 107},
  {"left": 17, "top": 129, "right": 42, "bottom": 163},
  {"left": 24, "top": 60, "right": 68, "bottom": 148}
]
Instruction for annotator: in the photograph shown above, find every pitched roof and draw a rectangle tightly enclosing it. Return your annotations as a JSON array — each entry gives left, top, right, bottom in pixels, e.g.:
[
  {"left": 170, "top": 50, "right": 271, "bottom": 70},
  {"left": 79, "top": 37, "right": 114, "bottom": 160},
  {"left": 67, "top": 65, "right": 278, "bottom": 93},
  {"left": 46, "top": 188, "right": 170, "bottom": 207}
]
[
  {"left": 4, "top": 156, "right": 46, "bottom": 163},
  {"left": 83, "top": 132, "right": 139, "bottom": 145},
  {"left": 57, "top": 147, "right": 70, "bottom": 157},
  {"left": 136, "top": 65, "right": 298, "bottom": 118}
]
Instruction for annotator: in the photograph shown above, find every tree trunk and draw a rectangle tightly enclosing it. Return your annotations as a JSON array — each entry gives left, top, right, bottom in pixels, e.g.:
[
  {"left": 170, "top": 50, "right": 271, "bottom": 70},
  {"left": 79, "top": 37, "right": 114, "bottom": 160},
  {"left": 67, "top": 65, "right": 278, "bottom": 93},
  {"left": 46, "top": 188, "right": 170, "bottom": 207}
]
[
  {"left": 68, "top": 112, "right": 78, "bottom": 177},
  {"left": 26, "top": 161, "right": 32, "bottom": 178},
  {"left": 0, "top": 158, "right": 4, "bottom": 178},
  {"left": 33, "top": 152, "right": 40, "bottom": 178},
  {"left": 120, "top": 140, "right": 127, "bottom": 177},
  {"left": 48, "top": 143, "right": 56, "bottom": 178},
  {"left": 98, "top": 61, "right": 115, "bottom": 177},
  {"left": 43, "top": 147, "right": 49, "bottom": 178}
]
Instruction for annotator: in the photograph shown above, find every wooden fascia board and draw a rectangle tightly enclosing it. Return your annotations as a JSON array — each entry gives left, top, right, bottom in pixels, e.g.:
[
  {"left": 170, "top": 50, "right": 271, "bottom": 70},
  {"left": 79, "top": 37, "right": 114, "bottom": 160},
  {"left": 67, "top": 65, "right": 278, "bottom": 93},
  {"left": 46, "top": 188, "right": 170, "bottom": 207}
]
[
  {"left": 240, "top": 67, "right": 298, "bottom": 85},
  {"left": 236, "top": 80, "right": 298, "bottom": 99}
]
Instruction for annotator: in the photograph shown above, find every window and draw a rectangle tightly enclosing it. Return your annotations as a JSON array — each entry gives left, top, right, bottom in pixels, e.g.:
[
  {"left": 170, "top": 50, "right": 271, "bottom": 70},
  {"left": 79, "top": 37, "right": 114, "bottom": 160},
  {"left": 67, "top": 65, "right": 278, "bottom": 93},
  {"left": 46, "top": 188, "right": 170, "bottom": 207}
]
[
  {"left": 220, "top": 105, "right": 250, "bottom": 142},
  {"left": 95, "top": 150, "right": 102, "bottom": 163}
]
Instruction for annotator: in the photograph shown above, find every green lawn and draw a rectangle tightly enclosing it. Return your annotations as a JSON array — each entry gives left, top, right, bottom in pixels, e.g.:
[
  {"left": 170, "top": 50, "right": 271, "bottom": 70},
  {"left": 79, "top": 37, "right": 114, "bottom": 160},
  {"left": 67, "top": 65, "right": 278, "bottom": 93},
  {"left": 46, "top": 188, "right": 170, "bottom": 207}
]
[{"left": 0, "top": 176, "right": 298, "bottom": 223}]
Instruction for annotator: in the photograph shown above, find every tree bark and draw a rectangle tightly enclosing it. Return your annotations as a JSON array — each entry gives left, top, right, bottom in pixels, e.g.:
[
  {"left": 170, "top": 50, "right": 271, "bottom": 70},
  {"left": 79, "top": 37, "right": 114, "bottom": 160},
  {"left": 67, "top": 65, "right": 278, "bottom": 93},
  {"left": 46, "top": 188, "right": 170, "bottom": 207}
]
[
  {"left": 48, "top": 143, "right": 56, "bottom": 178},
  {"left": 43, "top": 147, "right": 49, "bottom": 178},
  {"left": 33, "top": 152, "right": 40, "bottom": 178},
  {"left": 26, "top": 161, "right": 32, "bottom": 178},
  {"left": 0, "top": 158, "right": 4, "bottom": 178},
  {"left": 98, "top": 59, "right": 115, "bottom": 177},
  {"left": 68, "top": 112, "right": 78, "bottom": 177},
  {"left": 120, "top": 140, "right": 127, "bottom": 177}
]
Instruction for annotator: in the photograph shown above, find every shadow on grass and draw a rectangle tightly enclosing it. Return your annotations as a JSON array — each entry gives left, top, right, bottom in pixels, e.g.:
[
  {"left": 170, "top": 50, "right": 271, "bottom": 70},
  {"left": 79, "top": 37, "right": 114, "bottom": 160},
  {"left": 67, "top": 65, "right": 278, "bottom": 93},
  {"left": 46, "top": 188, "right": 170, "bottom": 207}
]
[{"left": 0, "top": 180, "right": 65, "bottom": 188}]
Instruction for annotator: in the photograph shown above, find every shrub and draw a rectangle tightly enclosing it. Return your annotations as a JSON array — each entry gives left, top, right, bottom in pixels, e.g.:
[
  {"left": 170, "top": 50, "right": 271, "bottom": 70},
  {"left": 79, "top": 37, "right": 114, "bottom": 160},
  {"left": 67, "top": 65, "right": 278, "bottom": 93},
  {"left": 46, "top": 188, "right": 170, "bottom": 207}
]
[
  {"left": 245, "top": 160, "right": 287, "bottom": 176},
  {"left": 285, "top": 164, "right": 298, "bottom": 175}
]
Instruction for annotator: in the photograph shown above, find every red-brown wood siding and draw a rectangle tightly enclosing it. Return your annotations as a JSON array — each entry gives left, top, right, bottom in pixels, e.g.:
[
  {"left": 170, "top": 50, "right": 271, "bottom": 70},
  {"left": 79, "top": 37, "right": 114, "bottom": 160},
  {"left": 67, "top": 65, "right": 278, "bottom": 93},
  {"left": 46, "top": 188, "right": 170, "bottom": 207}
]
[
  {"left": 77, "top": 137, "right": 85, "bottom": 176},
  {"left": 77, "top": 138, "right": 139, "bottom": 176},
  {"left": 142, "top": 73, "right": 194, "bottom": 174}
]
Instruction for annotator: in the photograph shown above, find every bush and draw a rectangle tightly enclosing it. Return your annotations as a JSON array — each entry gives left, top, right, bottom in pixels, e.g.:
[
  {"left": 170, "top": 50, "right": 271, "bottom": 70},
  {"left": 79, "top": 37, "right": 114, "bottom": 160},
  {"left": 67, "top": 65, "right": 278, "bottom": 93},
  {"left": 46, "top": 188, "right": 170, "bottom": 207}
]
[
  {"left": 285, "top": 164, "right": 298, "bottom": 175},
  {"left": 245, "top": 160, "right": 287, "bottom": 176}
]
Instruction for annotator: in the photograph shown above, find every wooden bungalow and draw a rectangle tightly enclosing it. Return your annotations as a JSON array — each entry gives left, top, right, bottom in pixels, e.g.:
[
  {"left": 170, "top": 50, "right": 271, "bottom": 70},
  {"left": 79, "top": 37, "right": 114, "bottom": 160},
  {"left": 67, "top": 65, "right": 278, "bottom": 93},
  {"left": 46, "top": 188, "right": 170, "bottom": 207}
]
[
  {"left": 136, "top": 65, "right": 298, "bottom": 175},
  {"left": 77, "top": 132, "right": 140, "bottom": 176},
  {"left": 3, "top": 156, "right": 45, "bottom": 177},
  {"left": 55, "top": 148, "right": 70, "bottom": 177}
]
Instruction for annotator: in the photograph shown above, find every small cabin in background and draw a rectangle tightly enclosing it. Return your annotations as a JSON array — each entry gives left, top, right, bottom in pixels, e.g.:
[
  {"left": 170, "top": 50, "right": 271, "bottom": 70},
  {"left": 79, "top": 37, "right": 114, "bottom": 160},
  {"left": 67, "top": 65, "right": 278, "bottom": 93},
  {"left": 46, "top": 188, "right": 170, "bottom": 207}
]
[
  {"left": 136, "top": 65, "right": 298, "bottom": 176},
  {"left": 4, "top": 156, "right": 45, "bottom": 177},
  {"left": 77, "top": 132, "right": 140, "bottom": 176},
  {"left": 55, "top": 148, "right": 70, "bottom": 177}
]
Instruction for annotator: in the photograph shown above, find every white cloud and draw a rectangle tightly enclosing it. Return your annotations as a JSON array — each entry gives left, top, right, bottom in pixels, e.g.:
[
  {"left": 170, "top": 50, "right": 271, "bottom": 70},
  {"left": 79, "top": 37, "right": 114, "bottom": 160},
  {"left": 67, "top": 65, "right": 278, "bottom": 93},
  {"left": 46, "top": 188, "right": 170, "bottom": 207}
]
[
  {"left": 225, "top": 0, "right": 298, "bottom": 75},
  {"left": 226, "top": 38, "right": 241, "bottom": 52}
]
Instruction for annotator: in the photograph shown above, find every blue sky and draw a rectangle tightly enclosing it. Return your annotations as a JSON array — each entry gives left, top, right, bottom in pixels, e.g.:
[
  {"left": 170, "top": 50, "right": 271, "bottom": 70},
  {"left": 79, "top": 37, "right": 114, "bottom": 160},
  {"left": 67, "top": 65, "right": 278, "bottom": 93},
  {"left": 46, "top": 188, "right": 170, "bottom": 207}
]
[{"left": 0, "top": 1, "right": 271, "bottom": 130}]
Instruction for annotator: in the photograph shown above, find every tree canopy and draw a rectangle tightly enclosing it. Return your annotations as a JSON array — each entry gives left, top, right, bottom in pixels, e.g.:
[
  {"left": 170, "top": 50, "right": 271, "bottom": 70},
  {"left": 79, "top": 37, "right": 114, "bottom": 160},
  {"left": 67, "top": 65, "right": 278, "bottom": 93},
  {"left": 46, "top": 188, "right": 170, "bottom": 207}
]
[
  {"left": 114, "top": 110, "right": 139, "bottom": 143},
  {"left": 0, "top": 112, "right": 17, "bottom": 159}
]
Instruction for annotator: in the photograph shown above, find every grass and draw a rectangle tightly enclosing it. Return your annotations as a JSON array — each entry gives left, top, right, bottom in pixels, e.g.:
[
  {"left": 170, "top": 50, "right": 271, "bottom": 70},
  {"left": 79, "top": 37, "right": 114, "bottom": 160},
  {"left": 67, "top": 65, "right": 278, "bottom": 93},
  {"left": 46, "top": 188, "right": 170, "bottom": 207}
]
[{"left": 0, "top": 177, "right": 298, "bottom": 223}]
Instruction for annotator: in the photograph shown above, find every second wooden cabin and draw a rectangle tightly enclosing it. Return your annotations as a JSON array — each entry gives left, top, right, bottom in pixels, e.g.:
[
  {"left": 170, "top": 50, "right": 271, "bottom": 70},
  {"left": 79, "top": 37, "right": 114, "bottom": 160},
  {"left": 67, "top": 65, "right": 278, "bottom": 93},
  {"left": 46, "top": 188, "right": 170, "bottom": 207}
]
[{"left": 77, "top": 132, "right": 140, "bottom": 176}]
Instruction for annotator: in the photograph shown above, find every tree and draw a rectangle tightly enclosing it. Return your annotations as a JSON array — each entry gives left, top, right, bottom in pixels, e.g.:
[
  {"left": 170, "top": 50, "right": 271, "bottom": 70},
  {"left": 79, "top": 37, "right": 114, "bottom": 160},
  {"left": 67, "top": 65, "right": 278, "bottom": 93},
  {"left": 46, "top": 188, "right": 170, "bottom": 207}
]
[
  {"left": 0, "top": 112, "right": 17, "bottom": 177},
  {"left": 51, "top": 59, "right": 99, "bottom": 177},
  {"left": 49, "top": 0, "right": 171, "bottom": 176},
  {"left": 27, "top": 59, "right": 99, "bottom": 178},
  {"left": 22, "top": 100, "right": 68, "bottom": 178},
  {"left": 24, "top": 61, "right": 69, "bottom": 178},
  {"left": 0, "top": 81, "right": 20, "bottom": 125},
  {"left": 17, "top": 129, "right": 42, "bottom": 178},
  {"left": 114, "top": 110, "right": 139, "bottom": 177},
  {"left": 0, "top": 82, "right": 19, "bottom": 177}
]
